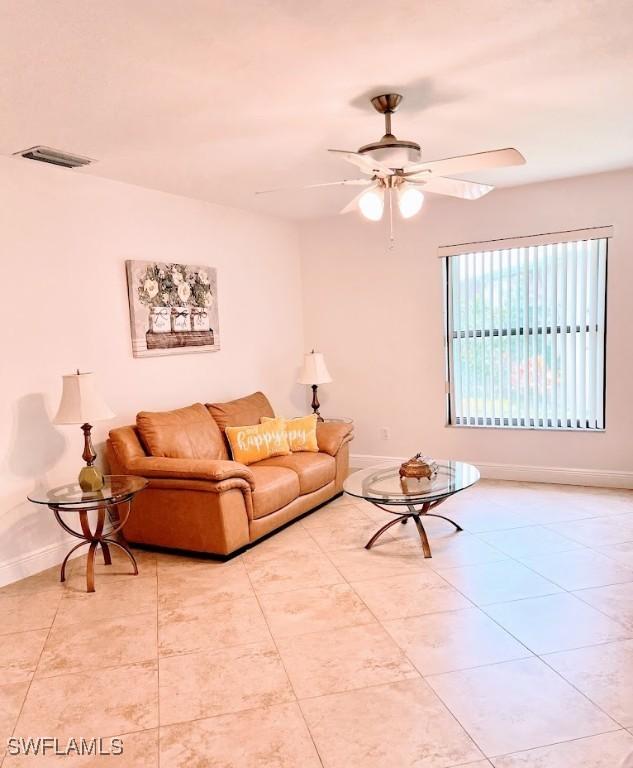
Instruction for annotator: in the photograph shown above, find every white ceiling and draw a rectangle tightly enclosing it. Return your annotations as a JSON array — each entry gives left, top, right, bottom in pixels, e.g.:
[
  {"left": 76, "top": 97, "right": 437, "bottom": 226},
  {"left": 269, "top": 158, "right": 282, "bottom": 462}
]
[{"left": 2, "top": 0, "right": 633, "bottom": 219}]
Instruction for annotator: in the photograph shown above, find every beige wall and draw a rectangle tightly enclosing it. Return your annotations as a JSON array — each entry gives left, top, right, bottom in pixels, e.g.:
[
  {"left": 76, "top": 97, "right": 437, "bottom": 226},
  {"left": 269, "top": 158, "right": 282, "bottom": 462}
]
[
  {"left": 3, "top": 158, "right": 632, "bottom": 586},
  {"left": 300, "top": 168, "right": 633, "bottom": 481},
  {"left": 0, "top": 157, "right": 304, "bottom": 585}
]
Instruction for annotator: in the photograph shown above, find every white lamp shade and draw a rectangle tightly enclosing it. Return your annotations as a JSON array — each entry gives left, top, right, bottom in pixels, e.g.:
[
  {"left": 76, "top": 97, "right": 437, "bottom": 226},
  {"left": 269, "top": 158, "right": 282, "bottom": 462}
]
[
  {"left": 53, "top": 372, "right": 115, "bottom": 425},
  {"left": 297, "top": 352, "right": 332, "bottom": 386}
]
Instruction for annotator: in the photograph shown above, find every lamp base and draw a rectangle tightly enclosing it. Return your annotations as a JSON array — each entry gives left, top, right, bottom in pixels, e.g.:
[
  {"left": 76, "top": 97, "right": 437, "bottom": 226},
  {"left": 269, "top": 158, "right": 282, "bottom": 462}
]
[
  {"left": 311, "top": 384, "right": 324, "bottom": 422},
  {"left": 78, "top": 466, "right": 104, "bottom": 492}
]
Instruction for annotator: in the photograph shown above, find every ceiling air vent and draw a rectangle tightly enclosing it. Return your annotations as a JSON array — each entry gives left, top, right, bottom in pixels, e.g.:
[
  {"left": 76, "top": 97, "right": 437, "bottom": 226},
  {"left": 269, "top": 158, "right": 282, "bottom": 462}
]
[{"left": 14, "top": 145, "right": 94, "bottom": 168}]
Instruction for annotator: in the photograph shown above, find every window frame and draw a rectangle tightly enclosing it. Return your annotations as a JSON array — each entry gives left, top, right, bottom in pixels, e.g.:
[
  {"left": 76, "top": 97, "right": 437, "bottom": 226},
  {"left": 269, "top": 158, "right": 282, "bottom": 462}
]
[{"left": 443, "top": 233, "right": 609, "bottom": 432}]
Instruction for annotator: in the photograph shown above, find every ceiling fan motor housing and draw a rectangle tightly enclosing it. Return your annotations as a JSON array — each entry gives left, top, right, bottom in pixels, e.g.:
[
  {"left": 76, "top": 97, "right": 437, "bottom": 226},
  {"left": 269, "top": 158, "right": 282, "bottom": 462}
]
[
  {"left": 358, "top": 139, "right": 421, "bottom": 168},
  {"left": 360, "top": 93, "right": 422, "bottom": 168}
]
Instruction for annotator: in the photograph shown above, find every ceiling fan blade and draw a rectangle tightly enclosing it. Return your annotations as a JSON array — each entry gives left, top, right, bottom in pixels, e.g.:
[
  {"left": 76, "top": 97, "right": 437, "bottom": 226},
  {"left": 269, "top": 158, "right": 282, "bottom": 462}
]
[
  {"left": 404, "top": 148, "right": 525, "bottom": 178},
  {"left": 340, "top": 182, "right": 378, "bottom": 215},
  {"left": 328, "top": 149, "right": 392, "bottom": 178},
  {"left": 255, "top": 178, "right": 371, "bottom": 195},
  {"left": 408, "top": 176, "right": 494, "bottom": 200}
]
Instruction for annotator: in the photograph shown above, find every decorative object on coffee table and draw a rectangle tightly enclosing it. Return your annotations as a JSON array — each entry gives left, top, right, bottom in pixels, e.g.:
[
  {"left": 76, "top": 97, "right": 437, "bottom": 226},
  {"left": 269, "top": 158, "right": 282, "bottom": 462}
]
[
  {"left": 125, "top": 260, "right": 220, "bottom": 358},
  {"left": 27, "top": 475, "right": 147, "bottom": 592},
  {"left": 399, "top": 453, "right": 438, "bottom": 480},
  {"left": 344, "top": 461, "right": 479, "bottom": 558},
  {"left": 53, "top": 371, "right": 115, "bottom": 491},
  {"left": 297, "top": 350, "right": 332, "bottom": 421}
]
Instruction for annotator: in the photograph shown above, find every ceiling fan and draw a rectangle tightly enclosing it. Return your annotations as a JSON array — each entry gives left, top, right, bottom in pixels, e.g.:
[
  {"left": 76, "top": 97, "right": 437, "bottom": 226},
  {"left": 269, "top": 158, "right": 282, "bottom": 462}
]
[{"left": 258, "top": 93, "right": 525, "bottom": 224}]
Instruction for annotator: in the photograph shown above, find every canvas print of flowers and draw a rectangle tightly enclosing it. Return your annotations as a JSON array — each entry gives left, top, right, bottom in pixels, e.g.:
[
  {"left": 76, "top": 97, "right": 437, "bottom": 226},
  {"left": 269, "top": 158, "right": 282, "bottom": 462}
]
[{"left": 125, "top": 260, "right": 220, "bottom": 357}]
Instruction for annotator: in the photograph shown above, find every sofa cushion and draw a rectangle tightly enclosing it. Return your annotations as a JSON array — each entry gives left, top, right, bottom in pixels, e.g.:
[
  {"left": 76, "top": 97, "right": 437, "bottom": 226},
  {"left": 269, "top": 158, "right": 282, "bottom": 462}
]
[
  {"left": 136, "top": 403, "right": 229, "bottom": 461},
  {"left": 207, "top": 391, "right": 274, "bottom": 433},
  {"left": 249, "top": 465, "right": 300, "bottom": 519},
  {"left": 254, "top": 452, "right": 335, "bottom": 495},
  {"left": 225, "top": 418, "right": 290, "bottom": 465}
]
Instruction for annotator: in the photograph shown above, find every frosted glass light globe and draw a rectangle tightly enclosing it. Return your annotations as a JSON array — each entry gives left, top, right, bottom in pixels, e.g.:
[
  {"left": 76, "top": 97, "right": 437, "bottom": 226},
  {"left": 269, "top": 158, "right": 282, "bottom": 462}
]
[
  {"left": 358, "top": 188, "right": 384, "bottom": 221},
  {"left": 398, "top": 185, "right": 424, "bottom": 218}
]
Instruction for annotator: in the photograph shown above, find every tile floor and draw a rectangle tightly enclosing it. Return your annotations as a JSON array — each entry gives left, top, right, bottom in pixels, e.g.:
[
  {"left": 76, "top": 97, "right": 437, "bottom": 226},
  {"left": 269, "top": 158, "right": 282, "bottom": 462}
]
[{"left": 1, "top": 479, "right": 633, "bottom": 766}]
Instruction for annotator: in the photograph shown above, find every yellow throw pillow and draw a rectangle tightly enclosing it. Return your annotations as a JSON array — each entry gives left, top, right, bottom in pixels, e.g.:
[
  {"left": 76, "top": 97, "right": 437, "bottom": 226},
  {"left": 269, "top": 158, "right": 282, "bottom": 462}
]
[
  {"left": 225, "top": 418, "right": 290, "bottom": 465},
  {"left": 262, "top": 414, "right": 319, "bottom": 453}
]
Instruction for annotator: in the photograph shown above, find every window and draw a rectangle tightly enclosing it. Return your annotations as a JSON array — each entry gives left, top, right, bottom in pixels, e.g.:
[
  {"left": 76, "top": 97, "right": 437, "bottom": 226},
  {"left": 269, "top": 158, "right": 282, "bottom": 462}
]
[{"left": 444, "top": 229, "right": 609, "bottom": 430}]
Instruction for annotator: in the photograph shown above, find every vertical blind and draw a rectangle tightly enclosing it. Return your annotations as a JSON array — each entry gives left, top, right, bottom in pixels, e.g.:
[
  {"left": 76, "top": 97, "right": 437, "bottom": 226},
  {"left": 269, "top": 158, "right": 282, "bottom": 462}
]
[{"left": 445, "top": 235, "right": 608, "bottom": 430}]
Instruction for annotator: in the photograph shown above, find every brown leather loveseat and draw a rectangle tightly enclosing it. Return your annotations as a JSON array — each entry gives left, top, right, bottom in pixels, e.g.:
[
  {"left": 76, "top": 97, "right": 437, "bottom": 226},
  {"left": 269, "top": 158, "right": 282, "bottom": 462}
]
[{"left": 106, "top": 391, "right": 354, "bottom": 556}]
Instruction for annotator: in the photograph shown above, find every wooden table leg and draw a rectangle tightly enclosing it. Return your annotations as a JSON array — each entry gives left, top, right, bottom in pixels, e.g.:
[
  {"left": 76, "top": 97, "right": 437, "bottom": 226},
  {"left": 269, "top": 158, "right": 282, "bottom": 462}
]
[
  {"left": 423, "top": 512, "right": 464, "bottom": 531},
  {"left": 406, "top": 502, "right": 434, "bottom": 558},
  {"left": 365, "top": 515, "right": 407, "bottom": 549},
  {"left": 413, "top": 515, "right": 432, "bottom": 558},
  {"left": 79, "top": 509, "right": 100, "bottom": 593},
  {"left": 422, "top": 498, "right": 463, "bottom": 531},
  {"left": 100, "top": 541, "right": 112, "bottom": 565},
  {"left": 86, "top": 541, "right": 98, "bottom": 593},
  {"left": 101, "top": 539, "right": 139, "bottom": 574},
  {"left": 60, "top": 540, "right": 89, "bottom": 582}
]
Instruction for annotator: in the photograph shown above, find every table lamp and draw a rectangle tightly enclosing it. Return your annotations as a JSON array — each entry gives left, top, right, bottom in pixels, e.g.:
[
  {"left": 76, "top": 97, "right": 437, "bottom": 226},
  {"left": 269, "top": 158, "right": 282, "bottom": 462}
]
[
  {"left": 53, "top": 371, "right": 115, "bottom": 492},
  {"left": 297, "top": 350, "right": 332, "bottom": 421}
]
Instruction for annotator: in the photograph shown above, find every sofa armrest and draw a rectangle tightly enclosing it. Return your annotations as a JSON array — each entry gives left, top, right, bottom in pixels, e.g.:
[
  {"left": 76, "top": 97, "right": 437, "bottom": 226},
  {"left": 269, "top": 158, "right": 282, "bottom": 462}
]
[
  {"left": 316, "top": 421, "right": 354, "bottom": 456},
  {"left": 127, "top": 456, "right": 255, "bottom": 488},
  {"left": 142, "top": 476, "right": 253, "bottom": 494}
]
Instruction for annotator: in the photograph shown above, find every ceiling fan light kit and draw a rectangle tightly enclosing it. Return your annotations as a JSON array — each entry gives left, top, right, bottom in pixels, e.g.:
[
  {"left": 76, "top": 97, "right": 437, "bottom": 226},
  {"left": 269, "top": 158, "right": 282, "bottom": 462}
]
[
  {"left": 257, "top": 92, "right": 526, "bottom": 237},
  {"left": 356, "top": 179, "right": 424, "bottom": 222},
  {"left": 397, "top": 185, "right": 425, "bottom": 219},
  {"left": 358, "top": 187, "right": 384, "bottom": 221}
]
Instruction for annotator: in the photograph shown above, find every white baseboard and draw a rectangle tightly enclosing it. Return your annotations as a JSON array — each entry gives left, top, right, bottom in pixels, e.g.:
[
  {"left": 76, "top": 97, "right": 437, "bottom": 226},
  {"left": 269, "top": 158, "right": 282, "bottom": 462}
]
[
  {"left": 0, "top": 525, "right": 115, "bottom": 589},
  {"left": 350, "top": 453, "right": 633, "bottom": 489},
  {"left": 351, "top": 454, "right": 405, "bottom": 470}
]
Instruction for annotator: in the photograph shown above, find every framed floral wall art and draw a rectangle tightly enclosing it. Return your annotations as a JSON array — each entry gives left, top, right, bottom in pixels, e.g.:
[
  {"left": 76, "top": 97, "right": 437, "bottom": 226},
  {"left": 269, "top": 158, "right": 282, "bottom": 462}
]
[{"left": 125, "top": 260, "right": 220, "bottom": 357}]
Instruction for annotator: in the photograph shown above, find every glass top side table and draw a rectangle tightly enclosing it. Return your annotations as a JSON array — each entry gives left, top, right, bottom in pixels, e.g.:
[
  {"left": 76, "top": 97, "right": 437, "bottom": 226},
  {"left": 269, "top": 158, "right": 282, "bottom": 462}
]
[
  {"left": 28, "top": 475, "right": 148, "bottom": 592},
  {"left": 343, "top": 461, "right": 479, "bottom": 558}
]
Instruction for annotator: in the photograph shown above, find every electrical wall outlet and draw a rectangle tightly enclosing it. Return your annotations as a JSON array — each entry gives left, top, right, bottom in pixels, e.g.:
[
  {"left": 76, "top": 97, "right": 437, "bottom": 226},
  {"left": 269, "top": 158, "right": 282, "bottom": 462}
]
[{"left": 380, "top": 427, "right": 390, "bottom": 440}]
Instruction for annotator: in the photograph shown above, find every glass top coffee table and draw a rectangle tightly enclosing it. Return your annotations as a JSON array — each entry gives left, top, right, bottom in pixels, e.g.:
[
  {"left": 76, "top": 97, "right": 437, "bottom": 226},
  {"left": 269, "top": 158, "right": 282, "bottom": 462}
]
[{"left": 344, "top": 461, "right": 479, "bottom": 558}]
